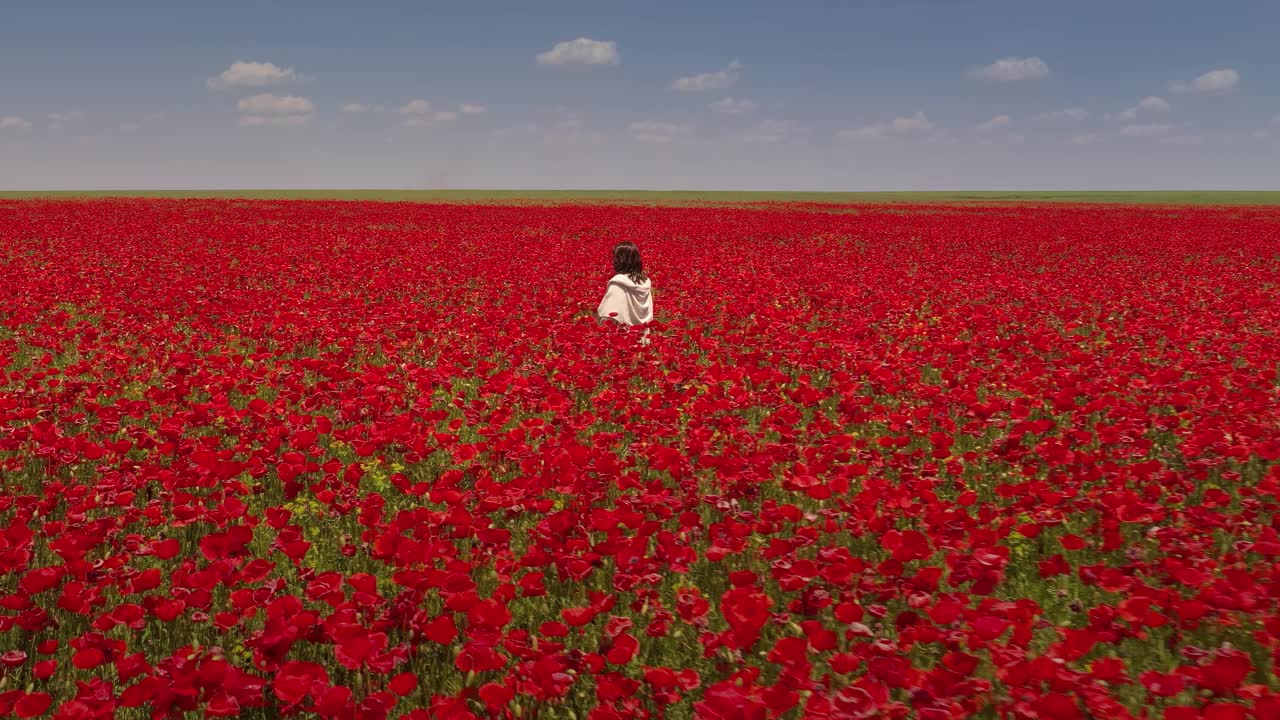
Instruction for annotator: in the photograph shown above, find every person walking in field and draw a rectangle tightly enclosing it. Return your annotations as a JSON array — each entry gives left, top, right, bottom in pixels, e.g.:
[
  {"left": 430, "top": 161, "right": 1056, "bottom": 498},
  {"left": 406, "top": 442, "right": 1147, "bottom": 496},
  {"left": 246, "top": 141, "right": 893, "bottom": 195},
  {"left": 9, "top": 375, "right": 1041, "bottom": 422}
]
[{"left": 597, "top": 241, "right": 653, "bottom": 345}]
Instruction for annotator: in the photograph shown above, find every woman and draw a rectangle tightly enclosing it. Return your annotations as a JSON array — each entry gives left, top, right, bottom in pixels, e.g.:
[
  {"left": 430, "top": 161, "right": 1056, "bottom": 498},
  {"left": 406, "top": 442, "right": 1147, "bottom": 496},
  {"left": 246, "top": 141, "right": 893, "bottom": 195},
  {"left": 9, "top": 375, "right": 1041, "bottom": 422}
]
[{"left": 596, "top": 241, "right": 653, "bottom": 344}]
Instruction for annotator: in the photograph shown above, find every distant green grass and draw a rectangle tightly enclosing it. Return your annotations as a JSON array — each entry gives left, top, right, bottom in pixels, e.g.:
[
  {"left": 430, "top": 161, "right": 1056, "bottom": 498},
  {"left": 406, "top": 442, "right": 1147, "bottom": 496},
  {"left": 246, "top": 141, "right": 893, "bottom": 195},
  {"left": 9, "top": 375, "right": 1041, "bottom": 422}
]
[{"left": 1, "top": 189, "right": 1279, "bottom": 206}]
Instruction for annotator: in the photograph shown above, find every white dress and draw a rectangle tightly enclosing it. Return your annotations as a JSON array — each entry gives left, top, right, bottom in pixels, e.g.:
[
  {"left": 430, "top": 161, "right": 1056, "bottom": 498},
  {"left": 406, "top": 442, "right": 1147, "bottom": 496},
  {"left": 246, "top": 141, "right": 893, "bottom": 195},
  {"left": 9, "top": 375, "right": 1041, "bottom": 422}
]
[{"left": 597, "top": 273, "right": 653, "bottom": 344}]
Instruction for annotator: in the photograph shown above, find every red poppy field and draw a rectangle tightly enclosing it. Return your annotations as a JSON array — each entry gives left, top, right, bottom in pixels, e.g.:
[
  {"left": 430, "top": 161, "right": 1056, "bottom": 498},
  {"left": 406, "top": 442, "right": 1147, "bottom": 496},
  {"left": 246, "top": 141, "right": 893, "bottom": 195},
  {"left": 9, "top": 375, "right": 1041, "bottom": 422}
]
[{"left": 2, "top": 198, "right": 1279, "bottom": 720}]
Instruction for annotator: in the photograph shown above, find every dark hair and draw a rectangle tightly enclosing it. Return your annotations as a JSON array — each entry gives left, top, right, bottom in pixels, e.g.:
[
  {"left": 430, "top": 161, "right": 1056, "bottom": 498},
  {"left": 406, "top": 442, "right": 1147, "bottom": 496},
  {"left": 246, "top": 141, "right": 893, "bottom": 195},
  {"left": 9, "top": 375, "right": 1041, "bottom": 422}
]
[{"left": 612, "top": 241, "right": 647, "bottom": 284}]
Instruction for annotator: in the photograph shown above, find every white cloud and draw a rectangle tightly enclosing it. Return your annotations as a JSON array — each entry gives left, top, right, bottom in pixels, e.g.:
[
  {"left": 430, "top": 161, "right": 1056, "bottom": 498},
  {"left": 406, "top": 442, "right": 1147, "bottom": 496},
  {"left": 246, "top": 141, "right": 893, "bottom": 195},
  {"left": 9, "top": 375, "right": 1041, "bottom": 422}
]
[
  {"left": 839, "top": 111, "right": 935, "bottom": 142},
  {"left": 536, "top": 38, "right": 619, "bottom": 66},
  {"left": 1037, "top": 107, "right": 1089, "bottom": 122},
  {"left": 0, "top": 116, "right": 32, "bottom": 130},
  {"left": 1141, "top": 96, "right": 1172, "bottom": 112},
  {"left": 892, "top": 111, "right": 934, "bottom": 132},
  {"left": 1170, "top": 68, "right": 1239, "bottom": 94},
  {"left": 672, "top": 60, "right": 742, "bottom": 92},
  {"left": 237, "top": 93, "right": 314, "bottom": 115},
  {"left": 460, "top": 104, "right": 488, "bottom": 115},
  {"left": 1159, "top": 134, "right": 1203, "bottom": 146},
  {"left": 628, "top": 120, "right": 691, "bottom": 144},
  {"left": 976, "top": 114, "right": 1013, "bottom": 131},
  {"left": 400, "top": 101, "right": 464, "bottom": 127},
  {"left": 971, "top": 57, "right": 1050, "bottom": 82},
  {"left": 235, "top": 94, "right": 313, "bottom": 128},
  {"left": 238, "top": 114, "right": 311, "bottom": 128},
  {"left": 47, "top": 111, "right": 85, "bottom": 128},
  {"left": 839, "top": 125, "right": 888, "bottom": 142},
  {"left": 1120, "top": 123, "right": 1174, "bottom": 138},
  {"left": 342, "top": 103, "right": 371, "bottom": 113},
  {"left": 741, "top": 119, "right": 804, "bottom": 143},
  {"left": 709, "top": 97, "right": 755, "bottom": 115},
  {"left": 1115, "top": 96, "right": 1170, "bottom": 121},
  {"left": 400, "top": 99, "right": 432, "bottom": 115},
  {"left": 1072, "top": 133, "right": 1101, "bottom": 146},
  {"left": 208, "top": 61, "right": 299, "bottom": 89}
]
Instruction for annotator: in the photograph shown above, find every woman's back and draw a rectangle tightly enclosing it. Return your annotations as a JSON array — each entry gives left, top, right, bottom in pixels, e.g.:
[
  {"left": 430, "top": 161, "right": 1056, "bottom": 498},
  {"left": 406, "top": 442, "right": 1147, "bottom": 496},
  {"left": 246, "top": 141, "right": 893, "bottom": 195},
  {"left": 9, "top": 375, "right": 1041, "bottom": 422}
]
[{"left": 597, "top": 272, "right": 652, "bottom": 326}]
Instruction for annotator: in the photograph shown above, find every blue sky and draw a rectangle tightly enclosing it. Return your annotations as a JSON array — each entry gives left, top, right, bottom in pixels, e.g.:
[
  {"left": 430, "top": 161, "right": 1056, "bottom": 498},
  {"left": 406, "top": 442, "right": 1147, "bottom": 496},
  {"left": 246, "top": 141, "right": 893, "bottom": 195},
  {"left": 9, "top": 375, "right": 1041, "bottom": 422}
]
[{"left": 2, "top": 0, "right": 1278, "bottom": 190}]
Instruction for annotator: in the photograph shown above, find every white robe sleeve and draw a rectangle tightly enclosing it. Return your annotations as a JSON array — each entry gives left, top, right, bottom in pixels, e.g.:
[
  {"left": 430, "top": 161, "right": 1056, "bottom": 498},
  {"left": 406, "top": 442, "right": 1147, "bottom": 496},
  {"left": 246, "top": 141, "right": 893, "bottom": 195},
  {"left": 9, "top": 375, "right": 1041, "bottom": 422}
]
[{"left": 597, "top": 283, "right": 626, "bottom": 323}]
